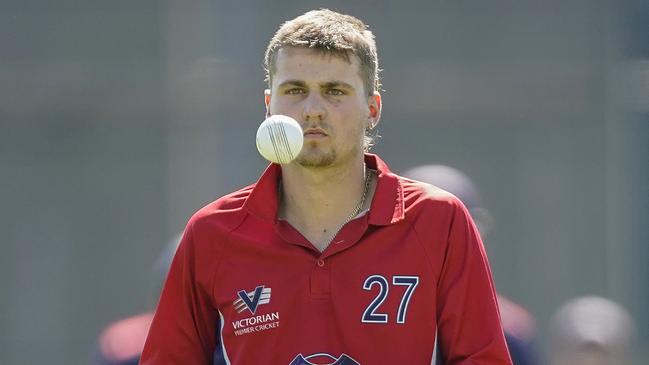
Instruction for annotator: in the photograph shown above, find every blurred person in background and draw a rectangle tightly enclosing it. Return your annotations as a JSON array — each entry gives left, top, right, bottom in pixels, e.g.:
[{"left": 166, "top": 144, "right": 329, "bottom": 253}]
[
  {"left": 140, "top": 8, "right": 511, "bottom": 365},
  {"left": 93, "top": 234, "right": 181, "bottom": 365},
  {"left": 550, "top": 296, "right": 635, "bottom": 365},
  {"left": 402, "top": 165, "right": 539, "bottom": 365}
]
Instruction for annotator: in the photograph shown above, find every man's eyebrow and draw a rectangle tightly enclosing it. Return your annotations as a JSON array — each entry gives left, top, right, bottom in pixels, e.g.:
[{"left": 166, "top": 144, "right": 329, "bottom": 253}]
[
  {"left": 276, "top": 80, "right": 356, "bottom": 91},
  {"left": 321, "top": 81, "right": 355, "bottom": 90},
  {"left": 277, "top": 80, "right": 307, "bottom": 88}
]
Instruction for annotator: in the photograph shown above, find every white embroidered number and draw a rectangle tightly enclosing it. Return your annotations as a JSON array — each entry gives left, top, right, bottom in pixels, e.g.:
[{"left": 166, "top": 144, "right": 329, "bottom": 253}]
[
  {"left": 361, "top": 275, "right": 389, "bottom": 323},
  {"left": 361, "top": 275, "right": 419, "bottom": 324},
  {"left": 392, "top": 276, "right": 419, "bottom": 323}
]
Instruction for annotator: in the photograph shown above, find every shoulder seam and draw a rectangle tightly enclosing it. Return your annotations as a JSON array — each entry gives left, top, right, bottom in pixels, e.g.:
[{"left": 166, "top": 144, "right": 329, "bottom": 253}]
[
  {"left": 436, "top": 202, "right": 459, "bottom": 291},
  {"left": 209, "top": 210, "right": 250, "bottom": 309},
  {"left": 407, "top": 218, "right": 440, "bottom": 290}
]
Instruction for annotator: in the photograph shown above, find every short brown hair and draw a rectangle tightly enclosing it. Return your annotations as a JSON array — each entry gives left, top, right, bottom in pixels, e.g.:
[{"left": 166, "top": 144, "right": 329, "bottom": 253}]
[{"left": 264, "top": 9, "right": 380, "bottom": 96}]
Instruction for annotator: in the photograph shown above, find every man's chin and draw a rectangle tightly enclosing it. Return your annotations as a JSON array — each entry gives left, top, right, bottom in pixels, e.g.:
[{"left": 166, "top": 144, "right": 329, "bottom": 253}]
[{"left": 295, "top": 151, "right": 336, "bottom": 168}]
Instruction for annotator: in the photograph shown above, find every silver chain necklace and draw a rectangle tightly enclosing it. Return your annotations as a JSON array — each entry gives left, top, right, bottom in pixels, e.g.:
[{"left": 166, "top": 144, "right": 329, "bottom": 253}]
[
  {"left": 277, "top": 166, "right": 376, "bottom": 249},
  {"left": 344, "top": 167, "right": 374, "bottom": 224},
  {"left": 328, "top": 167, "right": 375, "bottom": 242}
]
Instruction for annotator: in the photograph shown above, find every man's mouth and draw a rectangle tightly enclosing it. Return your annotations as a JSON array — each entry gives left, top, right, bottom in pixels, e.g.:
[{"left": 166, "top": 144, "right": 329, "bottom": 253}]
[{"left": 303, "top": 128, "right": 328, "bottom": 137}]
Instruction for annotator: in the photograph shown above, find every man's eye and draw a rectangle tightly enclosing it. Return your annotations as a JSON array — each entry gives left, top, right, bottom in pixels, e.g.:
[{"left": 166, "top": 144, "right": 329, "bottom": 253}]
[
  {"left": 286, "top": 88, "right": 305, "bottom": 95},
  {"left": 326, "top": 89, "right": 345, "bottom": 96}
]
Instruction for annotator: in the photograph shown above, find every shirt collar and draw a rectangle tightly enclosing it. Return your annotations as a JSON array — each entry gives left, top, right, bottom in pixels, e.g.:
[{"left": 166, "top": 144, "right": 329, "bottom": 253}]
[{"left": 243, "top": 153, "right": 405, "bottom": 226}]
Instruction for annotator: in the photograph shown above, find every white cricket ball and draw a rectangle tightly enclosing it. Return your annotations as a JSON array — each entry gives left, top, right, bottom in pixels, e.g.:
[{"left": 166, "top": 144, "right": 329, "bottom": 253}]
[{"left": 255, "top": 115, "right": 304, "bottom": 164}]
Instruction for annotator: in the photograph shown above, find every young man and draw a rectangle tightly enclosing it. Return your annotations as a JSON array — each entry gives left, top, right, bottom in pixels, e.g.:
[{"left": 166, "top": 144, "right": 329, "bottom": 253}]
[{"left": 140, "top": 9, "right": 512, "bottom": 365}]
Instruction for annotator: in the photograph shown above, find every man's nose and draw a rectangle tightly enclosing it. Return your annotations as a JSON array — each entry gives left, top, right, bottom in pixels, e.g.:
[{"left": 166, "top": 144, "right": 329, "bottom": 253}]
[{"left": 302, "top": 92, "right": 327, "bottom": 122}]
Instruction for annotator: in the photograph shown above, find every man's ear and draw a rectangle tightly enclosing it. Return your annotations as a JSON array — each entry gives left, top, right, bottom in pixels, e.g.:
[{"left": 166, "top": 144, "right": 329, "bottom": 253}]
[
  {"left": 368, "top": 91, "right": 382, "bottom": 129},
  {"left": 264, "top": 89, "right": 271, "bottom": 118}
]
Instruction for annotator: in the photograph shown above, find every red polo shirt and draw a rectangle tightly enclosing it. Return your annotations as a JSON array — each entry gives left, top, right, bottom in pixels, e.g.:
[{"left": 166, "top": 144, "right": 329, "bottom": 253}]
[{"left": 140, "top": 154, "right": 512, "bottom": 365}]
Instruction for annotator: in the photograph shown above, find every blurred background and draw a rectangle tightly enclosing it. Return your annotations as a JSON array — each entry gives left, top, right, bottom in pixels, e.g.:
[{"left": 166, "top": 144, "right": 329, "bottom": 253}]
[{"left": 1, "top": 0, "right": 647, "bottom": 364}]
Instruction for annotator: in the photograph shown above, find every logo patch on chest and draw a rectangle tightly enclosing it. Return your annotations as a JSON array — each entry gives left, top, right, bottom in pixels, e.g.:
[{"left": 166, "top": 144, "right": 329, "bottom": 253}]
[
  {"left": 231, "top": 285, "right": 280, "bottom": 336},
  {"left": 234, "top": 285, "right": 271, "bottom": 314}
]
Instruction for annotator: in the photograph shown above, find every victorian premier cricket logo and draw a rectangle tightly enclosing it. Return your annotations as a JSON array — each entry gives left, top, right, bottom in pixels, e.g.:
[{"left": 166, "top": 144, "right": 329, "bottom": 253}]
[
  {"left": 234, "top": 285, "right": 271, "bottom": 314},
  {"left": 232, "top": 285, "right": 280, "bottom": 336}
]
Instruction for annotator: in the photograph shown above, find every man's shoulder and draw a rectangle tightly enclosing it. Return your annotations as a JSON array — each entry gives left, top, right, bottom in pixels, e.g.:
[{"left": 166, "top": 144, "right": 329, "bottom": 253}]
[
  {"left": 397, "top": 175, "right": 463, "bottom": 210},
  {"left": 188, "top": 183, "right": 257, "bottom": 230},
  {"left": 393, "top": 174, "right": 474, "bottom": 230}
]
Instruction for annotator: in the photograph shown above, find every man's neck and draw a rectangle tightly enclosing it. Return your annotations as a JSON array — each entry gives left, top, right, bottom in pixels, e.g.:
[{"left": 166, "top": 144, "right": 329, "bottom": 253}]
[{"left": 279, "top": 156, "right": 371, "bottom": 251}]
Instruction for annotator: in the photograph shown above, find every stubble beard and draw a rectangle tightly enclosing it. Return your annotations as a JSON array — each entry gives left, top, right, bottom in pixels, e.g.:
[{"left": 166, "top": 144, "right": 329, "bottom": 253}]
[
  {"left": 296, "top": 140, "right": 364, "bottom": 169},
  {"left": 296, "top": 143, "right": 337, "bottom": 168},
  {"left": 295, "top": 120, "right": 366, "bottom": 169}
]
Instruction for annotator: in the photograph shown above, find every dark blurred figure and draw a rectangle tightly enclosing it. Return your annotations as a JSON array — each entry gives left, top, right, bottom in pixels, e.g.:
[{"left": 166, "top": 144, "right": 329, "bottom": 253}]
[
  {"left": 550, "top": 296, "right": 634, "bottom": 365},
  {"left": 93, "top": 234, "right": 181, "bottom": 365},
  {"left": 403, "top": 165, "right": 538, "bottom": 365}
]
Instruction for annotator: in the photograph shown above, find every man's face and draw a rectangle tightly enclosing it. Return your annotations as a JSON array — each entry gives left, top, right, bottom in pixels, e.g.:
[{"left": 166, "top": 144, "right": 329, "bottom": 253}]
[{"left": 265, "top": 47, "right": 380, "bottom": 168}]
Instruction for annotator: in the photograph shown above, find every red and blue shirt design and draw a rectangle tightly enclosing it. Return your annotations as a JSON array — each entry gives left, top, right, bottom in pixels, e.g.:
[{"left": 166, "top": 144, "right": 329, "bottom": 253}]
[
  {"left": 140, "top": 154, "right": 512, "bottom": 365},
  {"left": 289, "top": 353, "right": 360, "bottom": 365}
]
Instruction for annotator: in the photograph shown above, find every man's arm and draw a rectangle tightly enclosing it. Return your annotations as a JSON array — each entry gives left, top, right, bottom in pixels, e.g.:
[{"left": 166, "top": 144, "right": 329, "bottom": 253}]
[
  {"left": 140, "top": 223, "right": 218, "bottom": 365},
  {"left": 435, "top": 201, "right": 512, "bottom": 365}
]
